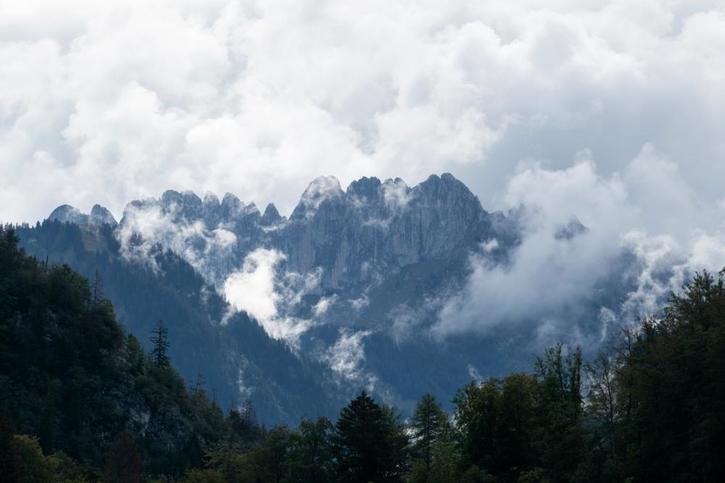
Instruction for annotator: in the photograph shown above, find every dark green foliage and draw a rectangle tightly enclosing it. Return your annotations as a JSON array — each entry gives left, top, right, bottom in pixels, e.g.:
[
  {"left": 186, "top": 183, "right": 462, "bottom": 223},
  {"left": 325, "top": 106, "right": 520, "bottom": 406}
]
[
  {"left": 453, "top": 347, "right": 584, "bottom": 481},
  {"left": 408, "top": 394, "right": 452, "bottom": 481},
  {"left": 150, "top": 320, "right": 170, "bottom": 368},
  {"left": 454, "top": 374, "right": 539, "bottom": 481},
  {"left": 534, "top": 344, "right": 584, "bottom": 480},
  {"left": 5, "top": 222, "right": 725, "bottom": 482},
  {"left": 609, "top": 271, "right": 725, "bottom": 481},
  {"left": 334, "top": 391, "right": 410, "bottom": 483},
  {"left": 287, "top": 417, "right": 336, "bottom": 483},
  {"left": 15, "top": 220, "right": 340, "bottom": 424},
  {"left": 0, "top": 228, "right": 235, "bottom": 478}
]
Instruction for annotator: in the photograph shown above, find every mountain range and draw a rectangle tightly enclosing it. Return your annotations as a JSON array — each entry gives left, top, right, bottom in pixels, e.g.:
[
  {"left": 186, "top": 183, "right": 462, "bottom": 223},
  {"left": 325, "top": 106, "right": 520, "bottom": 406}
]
[{"left": 17, "top": 173, "right": 638, "bottom": 423}]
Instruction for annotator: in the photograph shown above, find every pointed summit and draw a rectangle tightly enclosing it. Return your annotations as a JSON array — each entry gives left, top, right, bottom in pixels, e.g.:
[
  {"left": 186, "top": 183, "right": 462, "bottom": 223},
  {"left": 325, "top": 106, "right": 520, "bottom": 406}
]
[
  {"left": 89, "top": 204, "right": 118, "bottom": 227},
  {"left": 261, "top": 203, "right": 282, "bottom": 226},
  {"left": 301, "top": 176, "right": 343, "bottom": 201},
  {"left": 291, "top": 176, "right": 344, "bottom": 220}
]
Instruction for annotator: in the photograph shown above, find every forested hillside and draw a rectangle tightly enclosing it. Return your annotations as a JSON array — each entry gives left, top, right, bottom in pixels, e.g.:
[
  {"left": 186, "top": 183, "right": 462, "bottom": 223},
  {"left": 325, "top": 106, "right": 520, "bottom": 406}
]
[
  {"left": 14, "top": 220, "right": 341, "bottom": 424},
  {"left": 3, "top": 225, "right": 725, "bottom": 481}
]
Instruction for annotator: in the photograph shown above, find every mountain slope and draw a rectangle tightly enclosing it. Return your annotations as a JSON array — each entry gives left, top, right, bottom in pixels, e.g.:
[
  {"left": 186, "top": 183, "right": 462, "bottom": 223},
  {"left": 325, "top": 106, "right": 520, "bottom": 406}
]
[
  {"left": 15, "top": 221, "right": 342, "bottom": 424},
  {"left": 0, "top": 227, "right": 229, "bottom": 475},
  {"left": 17, "top": 172, "right": 640, "bottom": 418}
]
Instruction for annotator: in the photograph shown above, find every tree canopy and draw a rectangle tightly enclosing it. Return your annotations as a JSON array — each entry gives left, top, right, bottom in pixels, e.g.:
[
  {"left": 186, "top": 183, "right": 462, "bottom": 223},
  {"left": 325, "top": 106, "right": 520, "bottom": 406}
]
[{"left": 3, "top": 225, "right": 725, "bottom": 482}]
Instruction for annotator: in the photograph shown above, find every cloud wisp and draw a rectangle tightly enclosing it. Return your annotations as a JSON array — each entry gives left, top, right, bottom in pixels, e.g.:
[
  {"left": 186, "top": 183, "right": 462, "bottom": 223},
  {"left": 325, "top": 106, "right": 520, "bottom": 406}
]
[
  {"left": 223, "top": 248, "right": 320, "bottom": 347},
  {"left": 434, "top": 145, "right": 725, "bottom": 344}
]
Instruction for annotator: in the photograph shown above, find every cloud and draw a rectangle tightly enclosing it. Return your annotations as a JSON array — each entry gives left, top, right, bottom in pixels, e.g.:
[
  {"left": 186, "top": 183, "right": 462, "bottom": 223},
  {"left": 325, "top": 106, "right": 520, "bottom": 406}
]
[
  {"left": 223, "top": 248, "right": 320, "bottom": 346},
  {"left": 2, "top": 0, "right": 724, "bottom": 226},
  {"left": 224, "top": 248, "right": 283, "bottom": 324},
  {"left": 117, "top": 196, "right": 238, "bottom": 282},
  {"left": 323, "top": 329, "right": 377, "bottom": 391},
  {"left": 433, "top": 144, "right": 725, "bottom": 343}
]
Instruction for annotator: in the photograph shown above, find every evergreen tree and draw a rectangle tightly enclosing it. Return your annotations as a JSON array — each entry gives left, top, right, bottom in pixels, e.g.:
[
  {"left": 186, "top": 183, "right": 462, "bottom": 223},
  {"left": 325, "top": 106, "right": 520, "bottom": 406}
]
[
  {"left": 91, "top": 268, "right": 103, "bottom": 305},
  {"left": 409, "top": 394, "right": 451, "bottom": 479},
  {"left": 287, "top": 417, "right": 335, "bottom": 483},
  {"left": 150, "top": 320, "right": 170, "bottom": 368},
  {"left": 334, "top": 391, "right": 409, "bottom": 483},
  {"left": 454, "top": 373, "right": 538, "bottom": 479},
  {"left": 534, "top": 344, "right": 584, "bottom": 480}
]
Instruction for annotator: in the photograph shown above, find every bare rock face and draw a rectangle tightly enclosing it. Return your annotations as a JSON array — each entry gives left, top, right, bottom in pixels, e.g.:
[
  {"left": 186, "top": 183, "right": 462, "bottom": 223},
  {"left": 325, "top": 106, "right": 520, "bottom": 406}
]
[
  {"left": 49, "top": 204, "right": 117, "bottom": 227},
  {"left": 46, "top": 174, "right": 513, "bottom": 292},
  {"left": 276, "top": 173, "right": 500, "bottom": 290},
  {"left": 49, "top": 204, "right": 89, "bottom": 225},
  {"left": 48, "top": 173, "right": 517, "bottom": 321},
  {"left": 261, "top": 203, "right": 282, "bottom": 226},
  {"left": 89, "top": 204, "right": 118, "bottom": 227},
  {"left": 41, "top": 175, "right": 532, "bottom": 419}
]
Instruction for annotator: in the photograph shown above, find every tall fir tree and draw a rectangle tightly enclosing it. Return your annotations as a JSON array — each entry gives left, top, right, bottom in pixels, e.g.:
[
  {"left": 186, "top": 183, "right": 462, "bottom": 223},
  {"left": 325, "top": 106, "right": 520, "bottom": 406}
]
[
  {"left": 410, "top": 394, "right": 451, "bottom": 475},
  {"left": 150, "top": 320, "right": 169, "bottom": 368},
  {"left": 334, "top": 391, "right": 409, "bottom": 483}
]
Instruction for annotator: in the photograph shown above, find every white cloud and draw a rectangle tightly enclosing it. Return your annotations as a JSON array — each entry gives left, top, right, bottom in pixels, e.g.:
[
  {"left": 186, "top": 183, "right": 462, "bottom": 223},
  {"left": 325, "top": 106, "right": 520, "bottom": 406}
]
[
  {"left": 117, "top": 197, "right": 238, "bottom": 282},
  {"left": 223, "top": 247, "right": 320, "bottom": 346},
  {"left": 5, "top": 0, "right": 725, "bottom": 344},
  {"left": 323, "top": 329, "right": 377, "bottom": 391},
  {"left": 2, "top": 0, "right": 724, "bottom": 226},
  {"left": 313, "top": 295, "right": 336, "bottom": 317},
  {"left": 434, "top": 145, "right": 725, "bottom": 341},
  {"left": 224, "top": 248, "right": 283, "bottom": 324}
]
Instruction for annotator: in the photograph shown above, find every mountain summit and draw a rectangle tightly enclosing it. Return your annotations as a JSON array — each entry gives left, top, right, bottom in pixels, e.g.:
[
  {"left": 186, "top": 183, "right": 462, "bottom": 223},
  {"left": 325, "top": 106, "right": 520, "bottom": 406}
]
[{"left": 33, "top": 173, "right": 627, "bottom": 420}]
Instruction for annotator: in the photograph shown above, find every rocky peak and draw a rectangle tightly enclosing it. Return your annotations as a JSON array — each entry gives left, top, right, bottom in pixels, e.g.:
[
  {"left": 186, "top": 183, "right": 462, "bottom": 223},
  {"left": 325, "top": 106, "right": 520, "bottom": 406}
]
[
  {"left": 346, "top": 176, "right": 382, "bottom": 200},
  {"left": 159, "top": 190, "right": 203, "bottom": 221},
  {"left": 48, "top": 205, "right": 88, "bottom": 225},
  {"left": 261, "top": 203, "right": 282, "bottom": 226},
  {"left": 555, "top": 218, "right": 588, "bottom": 240},
  {"left": 48, "top": 204, "right": 117, "bottom": 227},
  {"left": 381, "top": 178, "right": 411, "bottom": 209},
  {"left": 291, "top": 176, "right": 344, "bottom": 220},
  {"left": 202, "top": 193, "right": 221, "bottom": 225},
  {"left": 220, "top": 193, "right": 243, "bottom": 219},
  {"left": 89, "top": 204, "right": 118, "bottom": 227},
  {"left": 203, "top": 193, "right": 220, "bottom": 208}
]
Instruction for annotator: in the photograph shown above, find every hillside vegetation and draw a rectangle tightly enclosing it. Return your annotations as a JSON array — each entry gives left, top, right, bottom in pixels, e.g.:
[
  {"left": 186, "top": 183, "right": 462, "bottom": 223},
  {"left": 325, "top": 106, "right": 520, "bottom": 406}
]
[{"left": 2, "top": 226, "right": 725, "bottom": 481}]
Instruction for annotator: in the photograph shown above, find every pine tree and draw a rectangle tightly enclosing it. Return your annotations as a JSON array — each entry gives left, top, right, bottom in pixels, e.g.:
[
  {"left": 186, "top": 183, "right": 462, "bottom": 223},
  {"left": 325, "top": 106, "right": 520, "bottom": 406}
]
[
  {"left": 334, "top": 391, "right": 409, "bottom": 483},
  {"left": 92, "top": 268, "right": 103, "bottom": 304},
  {"left": 410, "top": 394, "right": 450, "bottom": 477},
  {"left": 150, "top": 320, "right": 169, "bottom": 368}
]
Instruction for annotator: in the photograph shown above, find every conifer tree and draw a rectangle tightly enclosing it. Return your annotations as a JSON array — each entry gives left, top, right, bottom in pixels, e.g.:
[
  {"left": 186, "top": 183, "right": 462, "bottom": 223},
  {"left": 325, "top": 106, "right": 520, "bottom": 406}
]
[
  {"left": 91, "top": 268, "right": 103, "bottom": 304},
  {"left": 334, "top": 391, "right": 409, "bottom": 483},
  {"left": 150, "top": 320, "right": 170, "bottom": 368},
  {"left": 410, "top": 394, "right": 451, "bottom": 475}
]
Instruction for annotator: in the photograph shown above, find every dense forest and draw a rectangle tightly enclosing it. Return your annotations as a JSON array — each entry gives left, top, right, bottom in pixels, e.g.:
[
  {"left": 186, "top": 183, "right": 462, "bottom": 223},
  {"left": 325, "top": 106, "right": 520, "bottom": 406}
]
[
  {"left": 14, "top": 219, "right": 340, "bottom": 424},
  {"left": 2, "top": 226, "right": 725, "bottom": 482}
]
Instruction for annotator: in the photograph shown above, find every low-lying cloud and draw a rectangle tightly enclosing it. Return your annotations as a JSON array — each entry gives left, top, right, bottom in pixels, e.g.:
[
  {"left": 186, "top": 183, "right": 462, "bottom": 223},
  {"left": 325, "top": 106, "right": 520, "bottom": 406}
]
[
  {"left": 434, "top": 145, "right": 725, "bottom": 344},
  {"left": 223, "top": 248, "right": 320, "bottom": 346},
  {"left": 323, "top": 329, "right": 377, "bottom": 392}
]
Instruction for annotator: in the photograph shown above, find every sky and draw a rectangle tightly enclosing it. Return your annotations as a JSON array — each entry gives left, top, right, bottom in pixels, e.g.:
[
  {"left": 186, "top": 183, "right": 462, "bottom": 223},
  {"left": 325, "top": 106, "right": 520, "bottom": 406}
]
[
  {"left": 2, "top": 0, "right": 724, "bottom": 226},
  {"left": 2, "top": 0, "right": 725, "bottom": 349}
]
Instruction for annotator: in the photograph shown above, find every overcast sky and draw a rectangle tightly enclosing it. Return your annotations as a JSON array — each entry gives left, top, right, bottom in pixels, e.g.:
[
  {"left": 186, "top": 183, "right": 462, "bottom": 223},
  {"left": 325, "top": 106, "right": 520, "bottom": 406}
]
[{"left": 1, "top": 0, "right": 724, "bottom": 225}]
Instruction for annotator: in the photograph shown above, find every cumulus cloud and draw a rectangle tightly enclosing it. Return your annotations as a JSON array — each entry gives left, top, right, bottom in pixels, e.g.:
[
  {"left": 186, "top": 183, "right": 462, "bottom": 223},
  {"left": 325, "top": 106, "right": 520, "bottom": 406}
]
[
  {"left": 2, "top": 0, "right": 725, "bottom": 227},
  {"left": 434, "top": 145, "right": 725, "bottom": 343}
]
